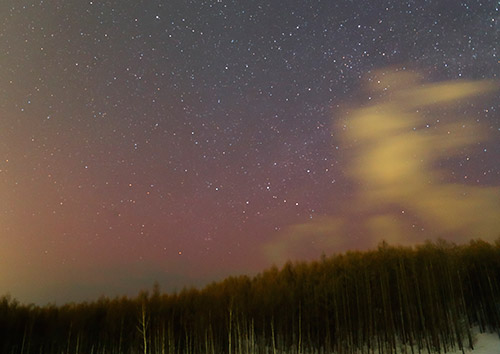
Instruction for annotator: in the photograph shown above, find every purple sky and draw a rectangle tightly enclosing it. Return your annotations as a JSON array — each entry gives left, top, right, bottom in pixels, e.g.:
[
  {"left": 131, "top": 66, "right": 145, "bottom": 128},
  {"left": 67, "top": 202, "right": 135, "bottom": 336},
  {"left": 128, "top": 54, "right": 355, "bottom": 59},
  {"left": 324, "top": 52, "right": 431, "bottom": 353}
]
[{"left": 0, "top": 0, "right": 498, "bottom": 305}]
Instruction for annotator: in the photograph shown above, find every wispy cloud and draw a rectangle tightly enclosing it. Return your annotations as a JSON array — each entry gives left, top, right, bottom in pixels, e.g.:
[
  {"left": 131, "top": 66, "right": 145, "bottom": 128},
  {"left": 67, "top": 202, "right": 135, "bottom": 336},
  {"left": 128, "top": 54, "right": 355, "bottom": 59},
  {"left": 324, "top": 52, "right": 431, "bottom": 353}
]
[{"left": 264, "top": 71, "right": 499, "bottom": 265}]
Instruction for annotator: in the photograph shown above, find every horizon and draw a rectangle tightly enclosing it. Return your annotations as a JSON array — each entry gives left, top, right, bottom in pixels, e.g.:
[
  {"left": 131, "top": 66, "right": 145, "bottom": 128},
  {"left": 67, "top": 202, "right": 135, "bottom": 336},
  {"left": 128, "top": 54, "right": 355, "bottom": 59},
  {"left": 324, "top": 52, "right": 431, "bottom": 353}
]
[{"left": 3, "top": 237, "right": 498, "bottom": 307}]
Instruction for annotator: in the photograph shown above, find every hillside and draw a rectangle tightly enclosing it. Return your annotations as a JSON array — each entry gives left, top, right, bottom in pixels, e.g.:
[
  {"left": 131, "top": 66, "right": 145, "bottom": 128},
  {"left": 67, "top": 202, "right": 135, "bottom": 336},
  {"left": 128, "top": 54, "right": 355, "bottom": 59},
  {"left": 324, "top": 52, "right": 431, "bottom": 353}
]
[{"left": 1, "top": 239, "right": 500, "bottom": 353}]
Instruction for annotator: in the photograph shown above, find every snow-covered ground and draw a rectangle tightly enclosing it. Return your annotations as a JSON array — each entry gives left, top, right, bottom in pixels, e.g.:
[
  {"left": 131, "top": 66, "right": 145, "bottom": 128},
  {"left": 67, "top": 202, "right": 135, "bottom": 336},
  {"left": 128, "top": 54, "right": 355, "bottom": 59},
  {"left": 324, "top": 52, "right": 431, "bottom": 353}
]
[{"left": 447, "top": 331, "right": 500, "bottom": 354}]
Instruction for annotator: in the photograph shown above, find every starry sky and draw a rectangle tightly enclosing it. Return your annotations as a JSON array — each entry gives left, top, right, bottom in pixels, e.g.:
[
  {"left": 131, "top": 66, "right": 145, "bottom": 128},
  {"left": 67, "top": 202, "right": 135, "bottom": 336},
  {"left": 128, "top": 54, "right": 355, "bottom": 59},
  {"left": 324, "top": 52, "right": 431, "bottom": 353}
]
[{"left": 1, "top": 0, "right": 499, "bottom": 305}]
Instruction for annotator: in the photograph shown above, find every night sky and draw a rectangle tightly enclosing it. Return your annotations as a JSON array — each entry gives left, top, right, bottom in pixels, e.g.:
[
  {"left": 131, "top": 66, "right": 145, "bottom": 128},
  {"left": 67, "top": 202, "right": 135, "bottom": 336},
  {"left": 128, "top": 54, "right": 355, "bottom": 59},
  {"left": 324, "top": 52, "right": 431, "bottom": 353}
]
[{"left": 1, "top": 0, "right": 499, "bottom": 305}]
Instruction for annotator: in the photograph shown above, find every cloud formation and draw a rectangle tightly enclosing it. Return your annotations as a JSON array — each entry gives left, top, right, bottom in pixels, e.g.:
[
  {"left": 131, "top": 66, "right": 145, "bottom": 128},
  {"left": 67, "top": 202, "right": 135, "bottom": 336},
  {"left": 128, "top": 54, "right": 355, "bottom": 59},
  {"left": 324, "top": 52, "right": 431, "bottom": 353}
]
[{"left": 264, "top": 71, "right": 500, "bottom": 265}]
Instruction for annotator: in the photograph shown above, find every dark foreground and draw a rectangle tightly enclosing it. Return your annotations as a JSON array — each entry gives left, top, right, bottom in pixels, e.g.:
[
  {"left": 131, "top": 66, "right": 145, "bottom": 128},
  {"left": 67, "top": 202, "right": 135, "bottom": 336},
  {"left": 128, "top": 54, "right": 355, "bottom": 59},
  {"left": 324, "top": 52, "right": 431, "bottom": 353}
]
[{"left": 2, "top": 239, "right": 500, "bottom": 353}]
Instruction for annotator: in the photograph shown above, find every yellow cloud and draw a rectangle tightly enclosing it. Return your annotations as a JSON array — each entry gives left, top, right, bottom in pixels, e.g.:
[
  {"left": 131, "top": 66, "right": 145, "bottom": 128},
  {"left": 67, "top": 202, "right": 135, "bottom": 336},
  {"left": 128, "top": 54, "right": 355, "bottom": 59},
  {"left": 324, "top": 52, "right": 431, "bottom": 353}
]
[
  {"left": 262, "top": 70, "right": 499, "bottom": 264},
  {"left": 344, "top": 71, "right": 500, "bottom": 242},
  {"left": 263, "top": 216, "right": 345, "bottom": 266},
  {"left": 366, "top": 215, "right": 411, "bottom": 246}
]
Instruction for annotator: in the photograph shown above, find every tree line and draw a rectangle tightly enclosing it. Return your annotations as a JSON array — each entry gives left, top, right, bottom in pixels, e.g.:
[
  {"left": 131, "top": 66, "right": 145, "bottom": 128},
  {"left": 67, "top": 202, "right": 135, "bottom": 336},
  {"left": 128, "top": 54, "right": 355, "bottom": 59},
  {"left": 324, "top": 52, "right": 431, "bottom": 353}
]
[{"left": 1, "top": 238, "right": 500, "bottom": 353}]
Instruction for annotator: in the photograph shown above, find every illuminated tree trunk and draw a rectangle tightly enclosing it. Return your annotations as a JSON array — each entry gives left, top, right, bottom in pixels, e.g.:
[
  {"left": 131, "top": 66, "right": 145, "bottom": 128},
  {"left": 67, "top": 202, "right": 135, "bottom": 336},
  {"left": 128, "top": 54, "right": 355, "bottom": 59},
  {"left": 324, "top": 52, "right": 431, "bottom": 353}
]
[{"left": 137, "top": 302, "right": 149, "bottom": 354}]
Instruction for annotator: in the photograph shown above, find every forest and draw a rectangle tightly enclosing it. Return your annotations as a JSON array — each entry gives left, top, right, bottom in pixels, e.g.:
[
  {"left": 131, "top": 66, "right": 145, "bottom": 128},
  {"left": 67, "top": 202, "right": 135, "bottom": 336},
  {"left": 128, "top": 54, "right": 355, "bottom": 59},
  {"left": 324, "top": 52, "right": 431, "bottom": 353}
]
[{"left": 1, "top": 239, "right": 500, "bottom": 354}]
